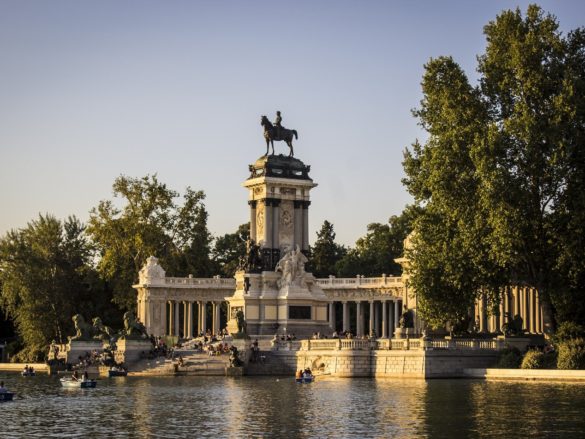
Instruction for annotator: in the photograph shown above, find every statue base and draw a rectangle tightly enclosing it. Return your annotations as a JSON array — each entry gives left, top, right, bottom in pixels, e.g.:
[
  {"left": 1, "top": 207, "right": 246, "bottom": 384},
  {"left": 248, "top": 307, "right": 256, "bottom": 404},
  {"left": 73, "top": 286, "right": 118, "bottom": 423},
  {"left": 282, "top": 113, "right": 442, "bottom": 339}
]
[
  {"left": 66, "top": 340, "right": 104, "bottom": 364},
  {"left": 115, "top": 339, "right": 153, "bottom": 365}
]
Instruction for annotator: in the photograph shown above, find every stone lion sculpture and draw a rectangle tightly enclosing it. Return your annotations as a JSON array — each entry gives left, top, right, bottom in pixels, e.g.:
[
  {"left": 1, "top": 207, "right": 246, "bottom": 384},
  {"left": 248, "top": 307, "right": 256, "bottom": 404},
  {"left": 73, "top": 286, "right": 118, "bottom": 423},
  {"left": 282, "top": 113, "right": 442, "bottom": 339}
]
[
  {"left": 70, "top": 314, "right": 93, "bottom": 341},
  {"left": 121, "top": 311, "right": 149, "bottom": 340},
  {"left": 92, "top": 317, "right": 114, "bottom": 342}
]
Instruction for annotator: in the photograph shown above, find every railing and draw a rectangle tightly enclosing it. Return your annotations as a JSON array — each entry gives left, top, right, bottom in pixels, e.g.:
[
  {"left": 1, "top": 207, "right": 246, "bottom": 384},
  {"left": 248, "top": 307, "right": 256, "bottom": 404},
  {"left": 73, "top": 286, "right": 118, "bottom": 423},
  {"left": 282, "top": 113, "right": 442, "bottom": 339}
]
[
  {"left": 293, "top": 337, "right": 506, "bottom": 352},
  {"left": 315, "top": 275, "right": 402, "bottom": 288},
  {"left": 165, "top": 277, "right": 236, "bottom": 287}
]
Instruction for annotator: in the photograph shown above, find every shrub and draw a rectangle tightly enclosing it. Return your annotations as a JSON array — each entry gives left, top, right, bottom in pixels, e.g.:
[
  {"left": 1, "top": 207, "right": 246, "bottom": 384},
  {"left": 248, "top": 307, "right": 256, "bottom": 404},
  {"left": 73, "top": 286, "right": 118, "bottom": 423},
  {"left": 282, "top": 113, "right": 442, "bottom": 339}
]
[
  {"left": 553, "top": 322, "right": 585, "bottom": 344},
  {"left": 496, "top": 347, "right": 522, "bottom": 369},
  {"left": 520, "top": 350, "right": 556, "bottom": 369},
  {"left": 557, "top": 338, "right": 585, "bottom": 370}
]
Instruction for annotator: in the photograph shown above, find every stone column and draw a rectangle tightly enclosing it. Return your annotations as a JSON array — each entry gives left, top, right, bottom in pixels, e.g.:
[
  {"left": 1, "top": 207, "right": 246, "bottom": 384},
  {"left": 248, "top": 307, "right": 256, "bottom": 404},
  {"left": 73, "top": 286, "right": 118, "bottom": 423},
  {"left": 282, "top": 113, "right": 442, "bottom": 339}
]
[
  {"left": 187, "top": 302, "right": 193, "bottom": 338},
  {"left": 480, "top": 296, "right": 488, "bottom": 333},
  {"left": 514, "top": 286, "right": 521, "bottom": 318},
  {"left": 329, "top": 302, "right": 335, "bottom": 330},
  {"left": 168, "top": 301, "right": 174, "bottom": 336},
  {"left": 520, "top": 287, "right": 528, "bottom": 330},
  {"left": 214, "top": 302, "right": 222, "bottom": 334},
  {"left": 530, "top": 288, "right": 536, "bottom": 334},
  {"left": 368, "top": 301, "right": 374, "bottom": 336},
  {"left": 342, "top": 302, "right": 349, "bottom": 332},
  {"left": 389, "top": 301, "right": 395, "bottom": 338},
  {"left": 249, "top": 200, "right": 257, "bottom": 242},
  {"left": 535, "top": 291, "right": 541, "bottom": 333},
  {"left": 272, "top": 200, "right": 280, "bottom": 252},
  {"left": 525, "top": 288, "right": 531, "bottom": 333},
  {"left": 394, "top": 301, "right": 400, "bottom": 332},
  {"left": 200, "top": 301, "right": 207, "bottom": 334},
  {"left": 302, "top": 201, "right": 310, "bottom": 252},
  {"left": 382, "top": 300, "right": 388, "bottom": 339},
  {"left": 293, "top": 201, "right": 303, "bottom": 249},
  {"left": 498, "top": 299, "right": 505, "bottom": 333},
  {"left": 174, "top": 301, "right": 180, "bottom": 337},
  {"left": 263, "top": 199, "right": 273, "bottom": 249},
  {"left": 160, "top": 301, "right": 167, "bottom": 336},
  {"left": 374, "top": 302, "right": 380, "bottom": 336},
  {"left": 355, "top": 300, "right": 364, "bottom": 337}
]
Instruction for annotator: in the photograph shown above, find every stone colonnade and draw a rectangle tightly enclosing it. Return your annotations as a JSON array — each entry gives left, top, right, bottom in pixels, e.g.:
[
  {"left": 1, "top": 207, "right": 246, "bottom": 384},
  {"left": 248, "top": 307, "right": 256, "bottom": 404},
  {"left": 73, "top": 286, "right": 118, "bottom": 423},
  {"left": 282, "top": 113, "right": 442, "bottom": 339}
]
[
  {"left": 327, "top": 299, "right": 403, "bottom": 338},
  {"left": 162, "top": 300, "right": 225, "bottom": 338},
  {"left": 474, "top": 286, "right": 543, "bottom": 334}
]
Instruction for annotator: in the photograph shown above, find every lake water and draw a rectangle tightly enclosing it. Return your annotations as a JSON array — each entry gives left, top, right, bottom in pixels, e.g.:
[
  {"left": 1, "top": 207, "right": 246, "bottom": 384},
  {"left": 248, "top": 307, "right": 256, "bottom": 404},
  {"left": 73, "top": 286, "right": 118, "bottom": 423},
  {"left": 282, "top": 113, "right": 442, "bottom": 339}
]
[{"left": 1, "top": 373, "right": 585, "bottom": 438}]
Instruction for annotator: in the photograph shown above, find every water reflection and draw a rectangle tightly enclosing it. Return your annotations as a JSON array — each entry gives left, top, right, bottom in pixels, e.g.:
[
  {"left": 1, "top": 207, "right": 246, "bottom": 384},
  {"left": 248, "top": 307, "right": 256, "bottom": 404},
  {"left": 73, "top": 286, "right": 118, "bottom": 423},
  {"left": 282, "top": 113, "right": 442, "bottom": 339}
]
[{"left": 2, "top": 373, "right": 585, "bottom": 438}]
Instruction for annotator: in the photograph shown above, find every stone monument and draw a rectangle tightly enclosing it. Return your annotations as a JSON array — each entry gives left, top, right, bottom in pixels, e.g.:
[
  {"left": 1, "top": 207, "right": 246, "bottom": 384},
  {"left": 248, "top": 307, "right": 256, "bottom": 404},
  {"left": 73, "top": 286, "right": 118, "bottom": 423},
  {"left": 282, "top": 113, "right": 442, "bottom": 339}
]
[{"left": 226, "top": 114, "right": 330, "bottom": 337}]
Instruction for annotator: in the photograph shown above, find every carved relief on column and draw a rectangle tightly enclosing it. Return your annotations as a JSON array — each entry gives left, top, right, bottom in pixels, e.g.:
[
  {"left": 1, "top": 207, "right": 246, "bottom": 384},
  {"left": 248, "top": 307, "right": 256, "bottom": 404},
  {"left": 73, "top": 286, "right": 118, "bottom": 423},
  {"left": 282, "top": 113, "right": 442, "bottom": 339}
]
[
  {"left": 293, "top": 200, "right": 303, "bottom": 249},
  {"left": 256, "top": 202, "right": 265, "bottom": 246},
  {"left": 249, "top": 200, "right": 257, "bottom": 242},
  {"left": 279, "top": 200, "right": 294, "bottom": 252}
]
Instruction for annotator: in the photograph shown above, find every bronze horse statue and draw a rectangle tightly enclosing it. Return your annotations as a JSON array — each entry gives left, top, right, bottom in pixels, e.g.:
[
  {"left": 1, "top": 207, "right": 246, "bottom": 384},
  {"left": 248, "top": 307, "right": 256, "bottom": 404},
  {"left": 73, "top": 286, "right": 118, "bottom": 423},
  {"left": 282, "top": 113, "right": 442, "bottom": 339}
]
[{"left": 261, "top": 115, "right": 298, "bottom": 157}]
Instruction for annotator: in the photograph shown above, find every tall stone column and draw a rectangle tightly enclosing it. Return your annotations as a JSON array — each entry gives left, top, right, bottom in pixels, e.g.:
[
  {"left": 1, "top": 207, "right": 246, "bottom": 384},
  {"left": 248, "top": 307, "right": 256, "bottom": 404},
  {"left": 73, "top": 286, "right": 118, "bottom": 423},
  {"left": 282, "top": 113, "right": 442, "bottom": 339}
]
[
  {"left": 302, "top": 201, "right": 310, "bottom": 252},
  {"left": 525, "top": 288, "right": 531, "bottom": 333},
  {"left": 514, "top": 286, "right": 521, "bottom": 318},
  {"left": 187, "top": 302, "right": 193, "bottom": 338},
  {"left": 329, "top": 302, "right": 335, "bottom": 330},
  {"left": 520, "top": 287, "right": 527, "bottom": 331},
  {"left": 342, "top": 302, "right": 349, "bottom": 332},
  {"left": 531, "top": 289, "right": 537, "bottom": 333},
  {"left": 213, "top": 302, "right": 221, "bottom": 334},
  {"left": 249, "top": 200, "right": 257, "bottom": 242},
  {"left": 374, "top": 302, "right": 380, "bottom": 336},
  {"left": 160, "top": 301, "right": 167, "bottom": 336},
  {"left": 382, "top": 301, "right": 388, "bottom": 339},
  {"left": 479, "top": 295, "right": 488, "bottom": 333},
  {"left": 272, "top": 200, "right": 280, "bottom": 252},
  {"left": 168, "top": 301, "right": 174, "bottom": 336},
  {"left": 535, "top": 291, "right": 541, "bottom": 333},
  {"left": 394, "top": 301, "right": 400, "bottom": 332},
  {"left": 200, "top": 301, "right": 207, "bottom": 334},
  {"left": 368, "top": 301, "right": 374, "bottom": 336},
  {"left": 174, "top": 301, "right": 180, "bottom": 337},
  {"left": 293, "top": 201, "right": 303, "bottom": 249},
  {"left": 263, "top": 199, "right": 273, "bottom": 248},
  {"left": 389, "top": 301, "right": 395, "bottom": 338},
  {"left": 356, "top": 301, "right": 362, "bottom": 336}
]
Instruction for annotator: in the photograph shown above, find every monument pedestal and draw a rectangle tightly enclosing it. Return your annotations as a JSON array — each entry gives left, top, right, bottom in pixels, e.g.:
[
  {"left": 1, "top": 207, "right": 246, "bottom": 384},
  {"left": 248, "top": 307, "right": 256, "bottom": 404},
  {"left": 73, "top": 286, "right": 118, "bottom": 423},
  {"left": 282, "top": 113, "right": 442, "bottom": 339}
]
[
  {"left": 66, "top": 340, "right": 104, "bottom": 364},
  {"left": 115, "top": 338, "right": 153, "bottom": 365}
]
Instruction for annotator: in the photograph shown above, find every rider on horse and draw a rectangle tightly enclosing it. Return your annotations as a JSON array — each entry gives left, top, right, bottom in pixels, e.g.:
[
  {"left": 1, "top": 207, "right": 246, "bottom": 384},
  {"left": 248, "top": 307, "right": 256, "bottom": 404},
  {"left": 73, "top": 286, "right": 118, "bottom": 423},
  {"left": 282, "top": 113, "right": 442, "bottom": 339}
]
[{"left": 274, "top": 111, "right": 283, "bottom": 138}]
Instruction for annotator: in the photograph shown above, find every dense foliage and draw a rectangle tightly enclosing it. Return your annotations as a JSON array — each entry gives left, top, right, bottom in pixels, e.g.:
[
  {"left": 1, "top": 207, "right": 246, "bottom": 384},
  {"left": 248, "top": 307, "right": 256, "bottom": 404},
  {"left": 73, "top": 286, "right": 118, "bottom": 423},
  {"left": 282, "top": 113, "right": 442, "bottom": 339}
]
[
  {"left": 87, "top": 175, "right": 216, "bottom": 311},
  {"left": 0, "top": 215, "right": 117, "bottom": 361},
  {"left": 403, "top": 5, "right": 585, "bottom": 330}
]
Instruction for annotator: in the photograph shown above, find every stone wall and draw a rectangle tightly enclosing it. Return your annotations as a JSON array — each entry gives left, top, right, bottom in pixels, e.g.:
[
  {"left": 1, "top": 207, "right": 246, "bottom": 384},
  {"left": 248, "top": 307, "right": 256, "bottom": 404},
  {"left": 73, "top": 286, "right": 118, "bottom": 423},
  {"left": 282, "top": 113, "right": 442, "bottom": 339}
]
[{"left": 247, "top": 348, "right": 498, "bottom": 379}]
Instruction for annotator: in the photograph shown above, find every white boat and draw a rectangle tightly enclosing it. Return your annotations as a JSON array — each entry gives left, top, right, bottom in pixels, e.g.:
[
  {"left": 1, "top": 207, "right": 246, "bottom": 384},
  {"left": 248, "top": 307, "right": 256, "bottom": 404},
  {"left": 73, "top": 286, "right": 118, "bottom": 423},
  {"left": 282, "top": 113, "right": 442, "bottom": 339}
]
[{"left": 60, "top": 378, "right": 97, "bottom": 388}]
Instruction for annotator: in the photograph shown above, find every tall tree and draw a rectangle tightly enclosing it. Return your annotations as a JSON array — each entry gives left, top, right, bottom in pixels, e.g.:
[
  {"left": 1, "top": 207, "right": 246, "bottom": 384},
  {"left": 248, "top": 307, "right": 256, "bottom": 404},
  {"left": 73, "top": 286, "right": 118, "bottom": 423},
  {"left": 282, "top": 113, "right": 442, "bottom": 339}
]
[
  {"left": 212, "top": 223, "right": 250, "bottom": 278},
  {"left": 0, "top": 215, "right": 105, "bottom": 360},
  {"left": 403, "top": 5, "right": 585, "bottom": 330},
  {"left": 311, "top": 220, "right": 346, "bottom": 278},
  {"left": 336, "top": 207, "right": 418, "bottom": 277},
  {"left": 87, "top": 175, "right": 215, "bottom": 311}
]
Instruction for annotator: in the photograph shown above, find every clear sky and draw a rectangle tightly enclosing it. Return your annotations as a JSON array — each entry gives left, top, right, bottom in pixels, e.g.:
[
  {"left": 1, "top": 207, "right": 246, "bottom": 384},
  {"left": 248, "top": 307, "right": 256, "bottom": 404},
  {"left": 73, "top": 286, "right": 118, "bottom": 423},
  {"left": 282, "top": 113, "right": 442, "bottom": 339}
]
[{"left": 1, "top": 1, "right": 583, "bottom": 246}]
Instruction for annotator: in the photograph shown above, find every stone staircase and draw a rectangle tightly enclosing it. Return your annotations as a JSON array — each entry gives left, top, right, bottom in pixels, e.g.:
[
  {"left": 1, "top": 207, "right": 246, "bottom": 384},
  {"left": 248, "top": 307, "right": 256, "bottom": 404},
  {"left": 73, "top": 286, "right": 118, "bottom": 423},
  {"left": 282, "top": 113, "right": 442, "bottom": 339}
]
[{"left": 129, "top": 350, "right": 230, "bottom": 376}]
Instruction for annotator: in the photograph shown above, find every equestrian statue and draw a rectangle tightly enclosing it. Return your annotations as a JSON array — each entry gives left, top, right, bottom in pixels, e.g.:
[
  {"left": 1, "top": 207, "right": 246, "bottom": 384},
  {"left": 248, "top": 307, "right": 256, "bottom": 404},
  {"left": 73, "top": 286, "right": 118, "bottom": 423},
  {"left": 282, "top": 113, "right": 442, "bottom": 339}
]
[{"left": 261, "top": 111, "right": 298, "bottom": 157}]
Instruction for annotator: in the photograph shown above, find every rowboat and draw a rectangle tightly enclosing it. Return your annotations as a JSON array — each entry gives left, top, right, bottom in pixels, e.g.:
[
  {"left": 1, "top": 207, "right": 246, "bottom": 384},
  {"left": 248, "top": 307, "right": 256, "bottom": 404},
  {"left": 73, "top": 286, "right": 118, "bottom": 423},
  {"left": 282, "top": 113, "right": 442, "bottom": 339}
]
[
  {"left": 108, "top": 369, "right": 128, "bottom": 377},
  {"left": 60, "top": 378, "right": 97, "bottom": 388},
  {"left": 0, "top": 392, "right": 15, "bottom": 401},
  {"left": 21, "top": 371, "right": 36, "bottom": 377},
  {"left": 295, "top": 375, "right": 314, "bottom": 384}
]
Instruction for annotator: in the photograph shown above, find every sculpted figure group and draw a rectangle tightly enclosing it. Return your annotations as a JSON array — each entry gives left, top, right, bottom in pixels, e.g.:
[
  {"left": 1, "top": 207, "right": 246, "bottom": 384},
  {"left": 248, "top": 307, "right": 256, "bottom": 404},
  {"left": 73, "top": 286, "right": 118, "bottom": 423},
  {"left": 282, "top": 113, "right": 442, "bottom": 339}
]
[
  {"left": 275, "top": 245, "right": 308, "bottom": 288},
  {"left": 68, "top": 311, "right": 148, "bottom": 343}
]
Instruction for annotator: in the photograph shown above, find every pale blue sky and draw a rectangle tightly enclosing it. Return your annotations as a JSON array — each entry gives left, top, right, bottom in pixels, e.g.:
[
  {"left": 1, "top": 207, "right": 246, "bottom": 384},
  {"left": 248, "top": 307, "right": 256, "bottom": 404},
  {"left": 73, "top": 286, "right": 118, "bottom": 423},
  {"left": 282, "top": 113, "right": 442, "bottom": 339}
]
[{"left": 1, "top": 1, "right": 583, "bottom": 246}]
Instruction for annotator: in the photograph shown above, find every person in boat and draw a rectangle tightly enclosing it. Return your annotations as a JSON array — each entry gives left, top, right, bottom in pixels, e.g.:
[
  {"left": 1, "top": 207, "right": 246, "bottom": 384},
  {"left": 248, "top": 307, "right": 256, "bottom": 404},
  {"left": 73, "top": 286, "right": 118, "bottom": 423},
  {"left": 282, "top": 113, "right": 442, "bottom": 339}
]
[
  {"left": 72, "top": 370, "right": 80, "bottom": 381},
  {"left": 0, "top": 381, "right": 7, "bottom": 393},
  {"left": 83, "top": 371, "right": 89, "bottom": 382},
  {"left": 23, "top": 365, "right": 29, "bottom": 374}
]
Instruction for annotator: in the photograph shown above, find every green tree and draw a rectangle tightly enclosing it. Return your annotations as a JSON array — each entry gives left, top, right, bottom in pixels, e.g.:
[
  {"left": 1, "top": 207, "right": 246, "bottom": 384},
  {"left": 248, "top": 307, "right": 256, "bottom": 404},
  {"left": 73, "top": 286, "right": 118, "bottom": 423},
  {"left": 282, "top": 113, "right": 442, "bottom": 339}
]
[
  {"left": 337, "top": 207, "right": 418, "bottom": 277},
  {"left": 87, "top": 175, "right": 215, "bottom": 311},
  {"left": 0, "top": 215, "right": 108, "bottom": 360},
  {"left": 403, "top": 5, "right": 585, "bottom": 330},
  {"left": 212, "top": 223, "right": 250, "bottom": 277},
  {"left": 311, "top": 220, "right": 347, "bottom": 277}
]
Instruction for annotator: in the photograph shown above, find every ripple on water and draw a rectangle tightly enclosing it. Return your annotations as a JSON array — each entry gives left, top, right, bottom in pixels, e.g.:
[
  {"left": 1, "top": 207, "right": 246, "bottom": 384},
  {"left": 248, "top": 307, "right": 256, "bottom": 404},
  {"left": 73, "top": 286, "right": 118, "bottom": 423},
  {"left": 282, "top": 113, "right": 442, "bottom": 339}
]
[{"left": 2, "top": 373, "right": 585, "bottom": 438}]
